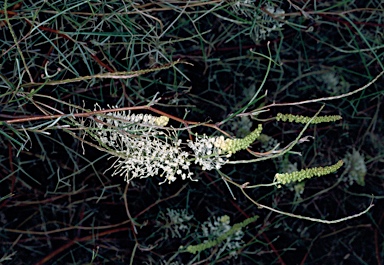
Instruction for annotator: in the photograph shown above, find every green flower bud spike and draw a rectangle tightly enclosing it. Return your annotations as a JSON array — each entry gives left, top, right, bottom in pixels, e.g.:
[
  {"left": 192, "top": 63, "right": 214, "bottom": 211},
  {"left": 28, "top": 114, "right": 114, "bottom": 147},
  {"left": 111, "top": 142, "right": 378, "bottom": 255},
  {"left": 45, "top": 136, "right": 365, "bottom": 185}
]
[
  {"left": 275, "top": 160, "right": 344, "bottom": 185},
  {"left": 184, "top": 215, "right": 259, "bottom": 254},
  {"left": 218, "top": 124, "right": 263, "bottom": 155},
  {"left": 276, "top": 113, "right": 342, "bottom": 124}
]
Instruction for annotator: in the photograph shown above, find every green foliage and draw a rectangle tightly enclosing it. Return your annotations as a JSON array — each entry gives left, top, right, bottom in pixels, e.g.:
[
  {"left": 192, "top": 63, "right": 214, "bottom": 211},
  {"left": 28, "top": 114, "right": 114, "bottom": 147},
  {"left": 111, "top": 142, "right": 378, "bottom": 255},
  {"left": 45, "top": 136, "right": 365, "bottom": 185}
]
[{"left": 343, "top": 149, "right": 367, "bottom": 186}]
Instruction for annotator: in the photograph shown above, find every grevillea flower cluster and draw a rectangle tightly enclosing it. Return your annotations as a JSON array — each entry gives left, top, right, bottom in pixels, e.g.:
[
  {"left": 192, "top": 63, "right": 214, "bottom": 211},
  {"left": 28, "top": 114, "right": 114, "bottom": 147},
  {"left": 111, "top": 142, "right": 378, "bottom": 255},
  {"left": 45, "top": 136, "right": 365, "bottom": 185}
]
[
  {"left": 88, "top": 107, "right": 264, "bottom": 183},
  {"left": 187, "top": 134, "right": 229, "bottom": 171},
  {"left": 89, "top": 105, "right": 193, "bottom": 184},
  {"left": 187, "top": 125, "right": 263, "bottom": 170},
  {"left": 109, "top": 133, "right": 193, "bottom": 184}
]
